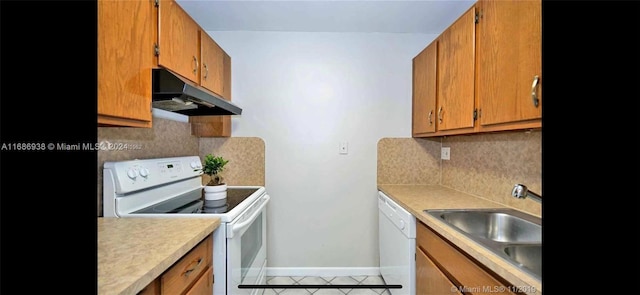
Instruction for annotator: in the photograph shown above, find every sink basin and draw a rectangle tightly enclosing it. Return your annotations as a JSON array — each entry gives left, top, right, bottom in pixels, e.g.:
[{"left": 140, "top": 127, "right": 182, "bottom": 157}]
[
  {"left": 503, "top": 244, "right": 542, "bottom": 276},
  {"left": 435, "top": 209, "right": 541, "bottom": 243},
  {"left": 424, "top": 208, "right": 541, "bottom": 280}
]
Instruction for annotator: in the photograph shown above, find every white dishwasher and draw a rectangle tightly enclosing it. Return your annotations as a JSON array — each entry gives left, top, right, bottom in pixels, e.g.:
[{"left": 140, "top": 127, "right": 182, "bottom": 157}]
[{"left": 378, "top": 191, "right": 416, "bottom": 295}]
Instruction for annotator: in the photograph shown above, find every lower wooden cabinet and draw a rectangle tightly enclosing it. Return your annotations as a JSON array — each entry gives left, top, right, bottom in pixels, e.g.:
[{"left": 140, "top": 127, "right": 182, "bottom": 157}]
[
  {"left": 185, "top": 266, "right": 214, "bottom": 295},
  {"left": 138, "top": 234, "right": 213, "bottom": 295},
  {"left": 137, "top": 279, "right": 159, "bottom": 295},
  {"left": 416, "top": 246, "right": 463, "bottom": 295},
  {"left": 416, "top": 221, "right": 519, "bottom": 295}
]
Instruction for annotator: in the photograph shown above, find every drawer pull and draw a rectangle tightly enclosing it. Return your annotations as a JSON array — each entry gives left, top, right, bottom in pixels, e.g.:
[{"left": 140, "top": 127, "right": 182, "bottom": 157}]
[
  {"left": 193, "top": 56, "right": 199, "bottom": 75},
  {"left": 183, "top": 257, "right": 203, "bottom": 277},
  {"left": 531, "top": 75, "right": 540, "bottom": 107}
]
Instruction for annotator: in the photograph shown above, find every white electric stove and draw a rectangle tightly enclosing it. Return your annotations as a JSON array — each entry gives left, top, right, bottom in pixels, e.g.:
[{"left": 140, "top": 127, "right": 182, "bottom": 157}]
[{"left": 103, "top": 156, "right": 269, "bottom": 295}]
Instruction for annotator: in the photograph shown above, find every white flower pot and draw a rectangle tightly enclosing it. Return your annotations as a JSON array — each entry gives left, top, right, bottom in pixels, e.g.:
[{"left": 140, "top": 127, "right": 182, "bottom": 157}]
[{"left": 204, "top": 184, "right": 227, "bottom": 200}]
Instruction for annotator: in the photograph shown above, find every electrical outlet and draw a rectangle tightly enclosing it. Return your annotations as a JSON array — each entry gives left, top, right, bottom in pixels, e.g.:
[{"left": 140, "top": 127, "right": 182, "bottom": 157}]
[
  {"left": 441, "top": 147, "right": 450, "bottom": 160},
  {"left": 339, "top": 142, "right": 348, "bottom": 155}
]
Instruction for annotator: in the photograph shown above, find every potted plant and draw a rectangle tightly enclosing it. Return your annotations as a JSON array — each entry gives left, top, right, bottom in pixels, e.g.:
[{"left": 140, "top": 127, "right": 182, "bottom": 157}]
[{"left": 202, "top": 154, "right": 229, "bottom": 200}]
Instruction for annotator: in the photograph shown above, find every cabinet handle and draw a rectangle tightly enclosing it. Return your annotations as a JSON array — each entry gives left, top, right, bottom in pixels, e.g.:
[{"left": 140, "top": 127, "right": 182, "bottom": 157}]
[
  {"left": 203, "top": 63, "right": 209, "bottom": 80},
  {"left": 193, "top": 56, "right": 199, "bottom": 75},
  {"left": 438, "top": 106, "right": 443, "bottom": 123},
  {"left": 428, "top": 110, "right": 433, "bottom": 125},
  {"left": 531, "top": 75, "right": 540, "bottom": 107},
  {"left": 183, "top": 257, "right": 203, "bottom": 277}
]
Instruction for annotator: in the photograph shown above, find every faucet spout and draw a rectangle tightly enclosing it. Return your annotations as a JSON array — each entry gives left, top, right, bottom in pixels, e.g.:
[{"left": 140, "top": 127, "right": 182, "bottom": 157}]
[{"left": 511, "top": 184, "right": 542, "bottom": 203}]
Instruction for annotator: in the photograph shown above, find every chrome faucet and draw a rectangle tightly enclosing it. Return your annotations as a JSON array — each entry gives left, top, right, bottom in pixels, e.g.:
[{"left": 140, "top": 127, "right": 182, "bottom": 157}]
[{"left": 511, "top": 184, "right": 542, "bottom": 203}]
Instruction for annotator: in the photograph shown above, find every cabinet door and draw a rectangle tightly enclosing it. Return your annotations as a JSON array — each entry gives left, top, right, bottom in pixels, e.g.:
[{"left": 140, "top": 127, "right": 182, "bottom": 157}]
[
  {"left": 412, "top": 41, "right": 438, "bottom": 136},
  {"left": 158, "top": 0, "right": 200, "bottom": 83},
  {"left": 189, "top": 115, "right": 230, "bottom": 137},
  {"left": 190, "top": 50, "right": 232, "bottom": 137},
  {"left": 476, "top": 0, "right": 542, "bottom": 129},
  {"left": 200, "top": 31, "right": 225, "bottom": 96},
  {"left": 418, "top": 222, "right": 517, "bottom": 295},
  {"left": 222, "top": 50, "right": 232, "bottom": 100},
  {"left": 98, "top": 0, "right": 154, "bottom": 127},
  {"left": 137, "top": 278, "right": 160, "bottom": 295},
  {"left": 416, "top": 247, "right": 463, "bottom": 295},
  {"left": 184, "top": 266, "right": 213, "bottom": 295},
  {"left": 437, "top": 6, "right": 476, "bottom": 132},
  {"left": 219, "top": 51, "right": 232, "bottom": 136},
  {"left": 160, "top": 236, "right": 211, "bottom": 295}
]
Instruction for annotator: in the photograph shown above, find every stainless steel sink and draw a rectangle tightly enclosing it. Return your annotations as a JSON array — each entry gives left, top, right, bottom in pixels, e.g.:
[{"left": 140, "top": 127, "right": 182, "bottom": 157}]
[
  {"left": 503, "top": 244, "right": 541, "bottom": 276},
  {"left": 435, "top": 209, "right": 541, "bottom": 243},
  {"left": 424, "top": 208, "right": 541, "bottom": 280}
]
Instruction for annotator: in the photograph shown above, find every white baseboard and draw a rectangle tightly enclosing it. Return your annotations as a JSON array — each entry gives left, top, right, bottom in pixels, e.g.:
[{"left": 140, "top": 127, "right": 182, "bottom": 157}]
[{"left": 266, "top": 267, "right": 380, "bottom": 277}]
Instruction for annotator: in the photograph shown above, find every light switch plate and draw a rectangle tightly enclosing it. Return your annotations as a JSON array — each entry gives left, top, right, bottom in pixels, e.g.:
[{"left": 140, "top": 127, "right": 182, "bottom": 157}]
[{"left": 441, "top": 147, "right": 450, "bottom": 160}]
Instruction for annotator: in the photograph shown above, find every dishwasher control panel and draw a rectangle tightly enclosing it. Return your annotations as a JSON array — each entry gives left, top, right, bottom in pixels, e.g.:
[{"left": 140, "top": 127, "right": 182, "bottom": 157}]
[{"left": 378, "top": 191, "right": 416, "bottom": 238}]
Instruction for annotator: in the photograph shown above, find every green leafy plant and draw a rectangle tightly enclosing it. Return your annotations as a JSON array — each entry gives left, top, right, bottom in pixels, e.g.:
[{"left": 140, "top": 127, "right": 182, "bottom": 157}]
[{"left": 202, "top": 154, "right": 229, "bottom": 186}]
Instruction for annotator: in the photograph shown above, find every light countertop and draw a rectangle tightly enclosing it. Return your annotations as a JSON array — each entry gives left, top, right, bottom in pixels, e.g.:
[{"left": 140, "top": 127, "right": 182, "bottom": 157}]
[
  {"left": 98, "top": 217, "right": 221, "bottom": 295},
  {"left": 377, "top": 184, "right": 542, "bottom": 295}
]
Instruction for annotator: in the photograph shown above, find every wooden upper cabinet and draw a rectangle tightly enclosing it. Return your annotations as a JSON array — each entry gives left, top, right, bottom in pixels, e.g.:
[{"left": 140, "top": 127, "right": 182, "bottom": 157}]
[
  {"left": 158, "top": 0, "right": 233, "bottom": 137},
  {"left": 436, "top": 5, "right": 476, "bottom": 132},
  {"left": 189, "top": 115, "right": 230, "bottom": 137},
  {"left": 412, "top": 41, "right": 438, "bottom": 136},
  {"left": 220, "top": 50, "right": 233, "bottom": 136},
  {"left": 190, "top": 48, "right": 232, "bottom": 137},
  {"left": 98, "top": 0, "right": 155, "bottom": 128},
  {"left": 411, "top": 0, "right": 541, "bottom": 137},
  {"left": 222, "top": 51, "right": 232, "bottom": 100},
  {"left": 158, "top": 0, "right": 201, "bottom": 83},
  {"left": 200, "top": 32, "right": 225, "bottom": 96},
  {"left": 476, "top": 0, "right": 542, "bottom": 130}
]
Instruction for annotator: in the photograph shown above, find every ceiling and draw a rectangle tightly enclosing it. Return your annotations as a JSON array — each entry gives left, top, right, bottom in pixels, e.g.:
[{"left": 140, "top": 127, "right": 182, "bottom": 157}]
[{"left": 176, "top": 0, "right": 476, "bottom": 34}]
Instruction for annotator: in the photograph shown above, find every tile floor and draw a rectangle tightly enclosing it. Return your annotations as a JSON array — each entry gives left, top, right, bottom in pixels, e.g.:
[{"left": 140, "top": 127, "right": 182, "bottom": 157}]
[{"left": 263, "top": 275, "right": 391, "bottom": 295}]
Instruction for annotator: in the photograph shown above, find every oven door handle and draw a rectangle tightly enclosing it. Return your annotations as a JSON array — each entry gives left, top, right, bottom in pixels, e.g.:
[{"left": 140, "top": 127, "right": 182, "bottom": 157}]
[{"left": 227, "top": 195, "right": 270, "bottom": 238}]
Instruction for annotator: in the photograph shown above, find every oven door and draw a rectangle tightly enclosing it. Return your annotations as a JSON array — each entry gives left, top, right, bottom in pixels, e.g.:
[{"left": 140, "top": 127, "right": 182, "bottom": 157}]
[{"left": 227, "top": 194, "right": 270, "bottom": 295}]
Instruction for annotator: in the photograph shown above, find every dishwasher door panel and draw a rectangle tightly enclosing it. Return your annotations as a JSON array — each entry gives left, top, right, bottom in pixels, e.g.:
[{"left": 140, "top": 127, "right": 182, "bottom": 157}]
[{"left": 379, "top": 206, "right": 416, "bottom": 295}]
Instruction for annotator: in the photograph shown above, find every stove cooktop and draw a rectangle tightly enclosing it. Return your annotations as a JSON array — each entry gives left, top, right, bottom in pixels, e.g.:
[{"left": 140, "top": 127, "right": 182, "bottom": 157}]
[{"left": 133, "top": 188, "right": 260, "bottom": 214}]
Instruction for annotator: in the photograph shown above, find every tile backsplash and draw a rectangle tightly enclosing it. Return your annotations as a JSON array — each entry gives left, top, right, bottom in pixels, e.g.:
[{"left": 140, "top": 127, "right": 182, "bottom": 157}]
[
  {"left": 442, "top": 130, "right": 541, "bottom": 216},
  {"left": 377, "top": 137, "right": 441, "bottom": 185},
  {"left": 199, "top": 137, "right": 265, "bottom": 186},
  {"left": 99, "top": 118, "right": 540, "bottom": 216},
  {"left": 377, "top": 130, "right": 542, "bottom": 216}
]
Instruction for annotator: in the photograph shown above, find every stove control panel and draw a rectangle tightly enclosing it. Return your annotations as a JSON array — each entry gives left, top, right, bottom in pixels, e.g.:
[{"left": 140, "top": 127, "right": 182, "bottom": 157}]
[{"left": 104, "top": 156, "right": 203, "bottom": 194}]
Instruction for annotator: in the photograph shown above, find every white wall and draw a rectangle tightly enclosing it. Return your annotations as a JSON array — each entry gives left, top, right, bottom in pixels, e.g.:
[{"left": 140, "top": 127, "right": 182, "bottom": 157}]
[{"left": 208, "top": 31, "right": 435, "bottom": 273}]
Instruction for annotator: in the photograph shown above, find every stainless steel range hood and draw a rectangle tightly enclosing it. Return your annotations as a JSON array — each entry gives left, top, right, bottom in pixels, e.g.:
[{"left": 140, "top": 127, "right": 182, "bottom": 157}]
[{"left": 152, "top": 68, "right": 242, "bottom": 116}]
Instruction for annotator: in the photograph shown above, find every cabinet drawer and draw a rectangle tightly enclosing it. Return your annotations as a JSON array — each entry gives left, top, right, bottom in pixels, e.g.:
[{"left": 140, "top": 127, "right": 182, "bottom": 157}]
[
  {"left": 137, "top": 279, "right": 159, "bottom": 295},
  {"left": 185, "top": 266, "right": 213, "bottom": 295},
  {"left": 417, "top": 222, "right": 516, "bottom": 295},
  {"left": 416, "top": 247, "right": 462, "bottom": 295},
  {"left": 161, "top": 236, "right": 212, "bottom": 295}
]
